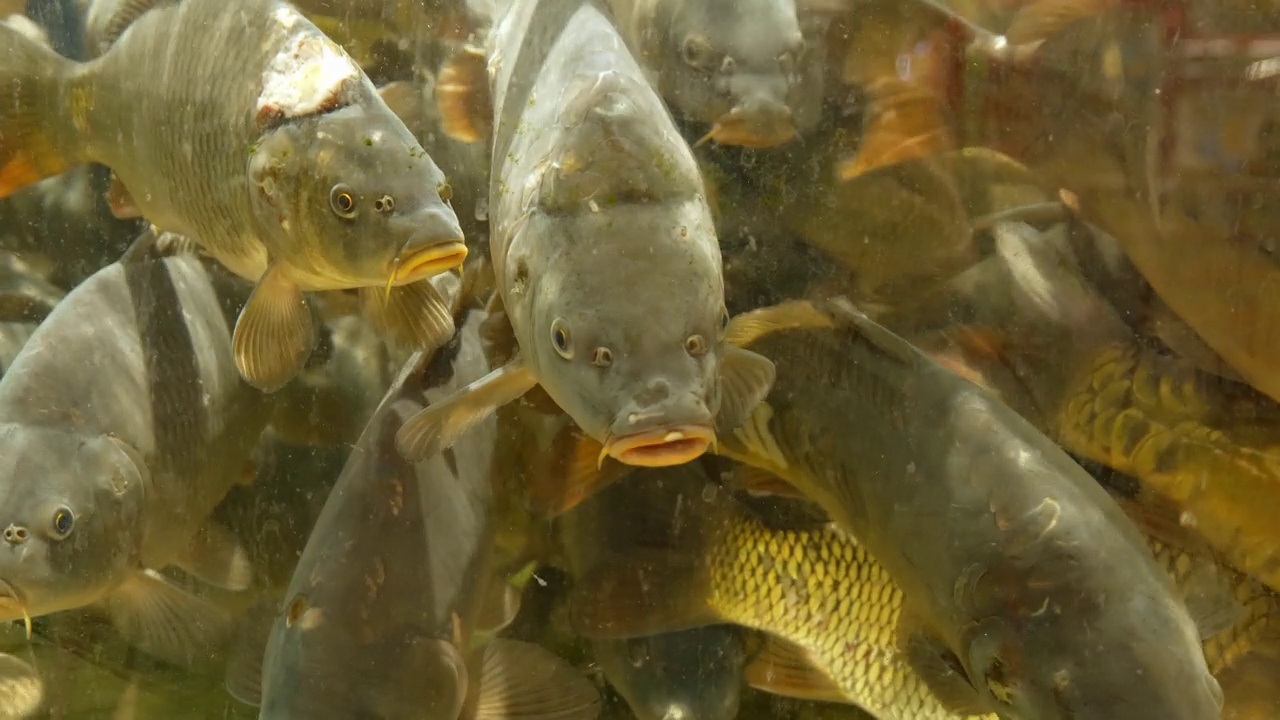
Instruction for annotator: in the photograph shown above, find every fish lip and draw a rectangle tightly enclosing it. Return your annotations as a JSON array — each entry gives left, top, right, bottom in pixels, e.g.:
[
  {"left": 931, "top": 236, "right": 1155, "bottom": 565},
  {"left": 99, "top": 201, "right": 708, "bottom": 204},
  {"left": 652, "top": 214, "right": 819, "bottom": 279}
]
[
  {"left": 604, "top": 425, "right": 715, "bottom": 467},
  {"left": 704, "top": 114, "right": 798, "bottom": 148},
  {"left": 0, "top": 580, "right": 25, "bottom": 616},
  {"left": 394, "top": 241, "right": 468, "bottom": 284}
]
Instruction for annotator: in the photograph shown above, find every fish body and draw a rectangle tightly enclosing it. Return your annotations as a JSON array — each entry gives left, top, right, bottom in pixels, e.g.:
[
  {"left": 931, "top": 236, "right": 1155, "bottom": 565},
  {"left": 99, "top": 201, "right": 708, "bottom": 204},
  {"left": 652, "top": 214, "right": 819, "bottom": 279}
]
[
  {"left": 394, "top": 0, "right": 774, "bottom": 469},
  {"left": 574, "top": 488, "right": 1276, "bottom": 719},
  {"left": 711, "top": 299, "right": 1223, "bottom": 719},
  {"left": 607, "top": 0, "right": 827, "bottom": 147},
  {"left": 258, "top": 306, "right": 600, "bottom": 720},
  {"left": 0, "top": 0, "right": 468, "bottom": 391},
  {"left": 559, "top": 464, "right": 746, "bottom": 720},
  {"left": 0, "top": 249, "right": 274, "bottom": 662}
]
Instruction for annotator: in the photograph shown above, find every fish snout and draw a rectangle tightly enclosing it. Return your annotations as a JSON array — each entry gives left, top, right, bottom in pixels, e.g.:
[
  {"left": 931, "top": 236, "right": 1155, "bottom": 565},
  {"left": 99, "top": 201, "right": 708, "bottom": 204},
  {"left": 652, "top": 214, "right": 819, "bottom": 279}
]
[
  {"left": 394, "top": 227, "right": 468, "bottom": 285},
  {"left": 605, "top": 393, "right": 716, "bottom": 467},
  {"left": 2, "top": 525, "right": 28, "bottom": 546},
  {"left": 706, "top": 93, "right": 796, "bottom": 148},
  {"left": 0, "top": 579, "right": 24, "bottom": 618}
]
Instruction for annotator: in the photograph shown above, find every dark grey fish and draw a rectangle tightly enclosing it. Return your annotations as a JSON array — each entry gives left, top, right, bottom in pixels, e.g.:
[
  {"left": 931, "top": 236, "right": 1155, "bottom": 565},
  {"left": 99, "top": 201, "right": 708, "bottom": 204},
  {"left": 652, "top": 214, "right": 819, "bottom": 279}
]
[
  {"left": 0, "top": 246, "right": 275, "bottom": 666},
  {"left": 257, "top": 304, "right": 599, "bottom": 720}
]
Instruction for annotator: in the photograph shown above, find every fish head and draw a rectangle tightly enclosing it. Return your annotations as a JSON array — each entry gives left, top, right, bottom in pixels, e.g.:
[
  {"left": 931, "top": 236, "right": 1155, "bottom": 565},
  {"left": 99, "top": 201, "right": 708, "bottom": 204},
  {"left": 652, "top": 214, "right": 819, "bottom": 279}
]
[
  {"left": 248, "top": 102, "right": 467, "bottom": 287},
  {"left": 961, "top": 605, "right": 1223, "bottom": 720},
  {"left": 658, "top": 0, "right": 808, "bottom": 147},
  {"left": 0, "top": 425, "right": 145, "bottom": 620},
  {"left": 519, "top": 201, "right": 727, "bottom": 467}
]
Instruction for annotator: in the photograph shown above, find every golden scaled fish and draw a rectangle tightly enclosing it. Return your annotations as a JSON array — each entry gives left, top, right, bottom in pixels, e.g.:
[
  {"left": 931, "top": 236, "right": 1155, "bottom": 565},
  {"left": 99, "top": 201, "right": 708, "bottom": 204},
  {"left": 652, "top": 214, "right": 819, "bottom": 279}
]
[
  {"left": 705, "top": 298, "right": 1222, "bottom": 719},
  {"left": 571, "top": 480, "right": 1277, "bottom": 720},
  {"left": 0, "top": 0, "right": 468, "bottom": 393},
  {"left": 394, "top": 0, "right": 775, "bottom": 469}
]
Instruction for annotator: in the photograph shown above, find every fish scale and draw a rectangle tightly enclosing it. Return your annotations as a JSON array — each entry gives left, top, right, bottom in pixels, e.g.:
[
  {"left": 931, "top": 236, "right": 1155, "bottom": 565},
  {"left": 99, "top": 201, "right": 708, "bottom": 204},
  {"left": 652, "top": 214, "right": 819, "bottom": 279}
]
[
  {"left": 704, "top": 512, "right": 992, "bottom": 720},
  {"left": 71, "top": 0, "right": 280, "bottom": 275},
  {"left": 1053, "top": 339, "right": 1280, "bottom": 591}
]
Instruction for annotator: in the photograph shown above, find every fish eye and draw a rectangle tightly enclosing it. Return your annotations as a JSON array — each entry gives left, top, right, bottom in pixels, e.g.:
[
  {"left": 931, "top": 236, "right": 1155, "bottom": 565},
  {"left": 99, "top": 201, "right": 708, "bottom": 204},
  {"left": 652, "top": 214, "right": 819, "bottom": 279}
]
[
  {"left": 550, "top": 318, "right": 573, "bottom": 359},
  {"left": 680, "top": 35, "right": 719, "bottom": 72},
  {"left": 50, "top": 506, "right": 74, "bottom": 539},
  {"left": 437, "top": 181, "right": 454, "bottom": 203},
  {"left": 329, "top": 184, "right": 358, "bottom": 219},
  {"left": 373, "top": 195, "right": 395, "bottom": 213},
  {"left": 686, "top": 334, "right": 708, "bottom": 356},
  {"left": 590, "top": 347, "right": 613, "bottom": 368},
  {"left": 718, "top": 307, "right": 730, "bottom": 336}
]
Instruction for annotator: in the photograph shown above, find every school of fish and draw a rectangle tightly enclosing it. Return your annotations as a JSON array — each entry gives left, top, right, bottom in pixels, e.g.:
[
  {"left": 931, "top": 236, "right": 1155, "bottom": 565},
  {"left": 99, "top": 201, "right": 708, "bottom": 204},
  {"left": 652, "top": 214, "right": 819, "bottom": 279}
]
[{"left": 0, "top": 0, "right": 1275, "bottom": 718}]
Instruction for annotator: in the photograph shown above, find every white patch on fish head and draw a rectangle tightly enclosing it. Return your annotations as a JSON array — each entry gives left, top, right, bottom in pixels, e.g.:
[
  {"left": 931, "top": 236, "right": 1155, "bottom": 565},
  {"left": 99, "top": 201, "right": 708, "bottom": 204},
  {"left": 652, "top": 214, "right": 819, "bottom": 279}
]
[
  {"left": 522, "top": 201, "right": 725, "bottom": 444},
  {"left": 0, "top": 426, "right": 146, "bottom": 620},
  {"left": 256, "top": 30, "right": 362, "bottom": 127}
]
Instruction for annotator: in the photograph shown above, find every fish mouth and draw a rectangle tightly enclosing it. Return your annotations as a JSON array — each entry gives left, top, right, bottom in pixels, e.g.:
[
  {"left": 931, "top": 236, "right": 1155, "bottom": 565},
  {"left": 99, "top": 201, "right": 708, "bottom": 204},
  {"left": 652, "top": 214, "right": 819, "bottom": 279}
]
[
  {"left": 394, "top": 241, "right": 468, "bottom": 284},
  {"left": 603, "top": 425, "right": 716, "bottom": 467},
  {"left": 698, "top": 116, "right": 797, "bottom": 149}
]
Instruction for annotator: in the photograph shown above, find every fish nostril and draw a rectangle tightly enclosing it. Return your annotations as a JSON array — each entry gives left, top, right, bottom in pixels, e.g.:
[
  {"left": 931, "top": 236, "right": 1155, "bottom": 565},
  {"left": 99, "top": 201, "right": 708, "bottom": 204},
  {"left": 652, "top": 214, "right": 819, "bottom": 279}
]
[{"left": 2, "top": 525, "right": 27, "bottom": 545}]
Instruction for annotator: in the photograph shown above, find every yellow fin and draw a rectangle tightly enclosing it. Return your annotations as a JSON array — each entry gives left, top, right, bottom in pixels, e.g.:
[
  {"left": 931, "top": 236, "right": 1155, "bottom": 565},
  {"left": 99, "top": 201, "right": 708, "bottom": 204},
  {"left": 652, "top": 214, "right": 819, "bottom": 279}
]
[
  {"left": 570, "top": 548, "right": 720, "bottom": 640},
  {"left": 0, "top": 23, "right": 78, "bottom": 198},
  {"left": 104, "top": 569, "right": 233, "bottom": 666},
  {"left": 746, "top": 636, "right": 846, "bottom": 703},
  {"left": 723, "top": 301, "right": 836, "bottom": 348},
  {"left": 436, "top": 46, "right": 492, "bottom": 145},
  {"left": 837, "top": 77, "right": 954, "bottom": 181},
  {"left": 359, "top": 279, "right": 455, "bottom": 353},
  {"left": 526, "top": 421, "right": 634, "bottom": 518},
  {"left": 475, "top": 638, "right": 601, "bottom": 720},
  {"left": 395, "top": 360, "right": 537, "bottom": 461},
  {"left": 1005, "top": 0, "right": 1111, "bottom": 46},
  {"left": 233, "top": 262, "right": 318, "bottom": 393},
  {"left": 173, "top": 520, "right": 253, "bottom": 592},
  {"left": 716, "top": 346, "right": 777, "bottom": 435}
]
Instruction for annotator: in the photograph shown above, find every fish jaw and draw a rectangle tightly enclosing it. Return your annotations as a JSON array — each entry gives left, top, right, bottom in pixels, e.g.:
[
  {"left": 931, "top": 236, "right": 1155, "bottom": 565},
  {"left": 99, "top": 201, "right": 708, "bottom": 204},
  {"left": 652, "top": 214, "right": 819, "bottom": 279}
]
[
  {"left": 604, "top": 425, "right": 716, "bottom": 467},
  {"left": 702, "top": 102, "right": 798, "bottom": 148},
  {"left": 393, "top": 241, "right": 469, "bottom": 285}
]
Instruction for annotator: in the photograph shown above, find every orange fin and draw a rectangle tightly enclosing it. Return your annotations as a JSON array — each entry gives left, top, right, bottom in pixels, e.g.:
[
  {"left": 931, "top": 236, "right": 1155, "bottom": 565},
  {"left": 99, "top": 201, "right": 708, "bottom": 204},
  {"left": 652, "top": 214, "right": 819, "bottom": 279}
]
[
  {"left": 729, "top": 464, "right": 808, "bottom": 500},
  {"left": 837, "top": 77, "right": 954, "bottom": 181},
  {"left": 527, "top": 420, "right": 634, "bottom": 518},
  {"left": 377, "top": 81, "right": 428, "bottom": 139},
  {"left": 0, "top": 23, "right": 78, "bottom": 198},
  {"left": 435, "top": 46, "right": 492, "bottom": 144},
  {"left": 570, "top": 549, "right": 720, "bottom": 640},
  {"left": 746, "top": 636, "right": 846, "bottom": 703},
  {"left": 1005, "top": 0, "right": 1111, "bottom": 46},
  {"left": 106, "top": 173, "right": 142, "bottom": 219}
]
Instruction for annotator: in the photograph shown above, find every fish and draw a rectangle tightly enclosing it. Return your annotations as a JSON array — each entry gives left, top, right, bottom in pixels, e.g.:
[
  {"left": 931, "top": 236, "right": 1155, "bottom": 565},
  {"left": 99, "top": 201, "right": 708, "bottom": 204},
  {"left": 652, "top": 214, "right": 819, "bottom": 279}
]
[
  {"left": 571, "top": 474, "right": 1274, "bottom": 719},
  {"left": 606, "top": 0, "right": 828, "bottom": 148},
  {"left": 558, "top": 462, "right": 746, "bottom": 720},
  {"left": 0, "top": 242, "right": 275, "bottom": 665},
  {"left": 0, "top": 0, "right": 469, "bottom": 393},
  {"left": 256, "top": 302, "right": 600, "bottom": 720},
  {"left": 394, "top": 0, "right": 775, "bottom": 469},
  {"left": 0, "top": 652, "right": 42, "bottom": 720},
  {"left": 697, "top": 297, "right": 1223, "bottom": 719}
]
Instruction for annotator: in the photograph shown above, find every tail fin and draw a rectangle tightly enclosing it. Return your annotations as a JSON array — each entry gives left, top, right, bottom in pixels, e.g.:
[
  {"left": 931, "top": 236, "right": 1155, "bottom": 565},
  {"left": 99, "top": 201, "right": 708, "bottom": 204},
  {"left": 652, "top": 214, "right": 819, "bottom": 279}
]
[{"left": 0, "top": 23, "right": 78, "bottom": 198}]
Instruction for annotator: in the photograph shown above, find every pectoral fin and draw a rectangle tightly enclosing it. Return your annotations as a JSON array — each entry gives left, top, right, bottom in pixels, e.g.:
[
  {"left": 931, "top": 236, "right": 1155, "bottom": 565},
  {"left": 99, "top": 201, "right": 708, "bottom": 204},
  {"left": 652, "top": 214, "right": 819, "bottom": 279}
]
[
  {"left": 716, "top": 346, "right": 776, "bottom": 434},
  {"left": 0, "top": 653, "right": 42, "bottom": 718},
  {"left": 436, "top": 46, "right": 493, "bottom": 144},
  {"left": 104, "top": 569, "right": 233, "bottom": 666},
  {"left": 526, "top": 421, "right": 635, "bottom": 518},
  {"left": 474, "top": 638, "right": 600, "bottom": 720},
  {"left": 395, "top": 360, "right": 537, "bottom": 461},
  {"left": 173, "top": 521, "right": 253, "bottom": 592},
  {"left": 746, "top": 636, "right": 846, "bottom": 703},
  {"left": 724, "top": 301, "right": 836, "bottom": 347},
  {"left": 222, "top": 598, "right": 277, "bottom": 707},
  {"left": 233, "top": 262, "right": 318, "bottom": 393},
  {"left": 359, "top": 279, "right": 455, "bottom": 353},
  {"left": 901, "top": 630, "right": 989, "bottom": 716}
]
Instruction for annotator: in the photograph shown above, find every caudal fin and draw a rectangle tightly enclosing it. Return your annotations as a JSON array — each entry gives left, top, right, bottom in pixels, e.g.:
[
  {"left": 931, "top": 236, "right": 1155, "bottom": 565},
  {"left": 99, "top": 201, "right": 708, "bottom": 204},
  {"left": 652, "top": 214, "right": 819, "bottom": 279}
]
[{"left": 0, "top": 23, "right": 79, "bottom": 198}]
